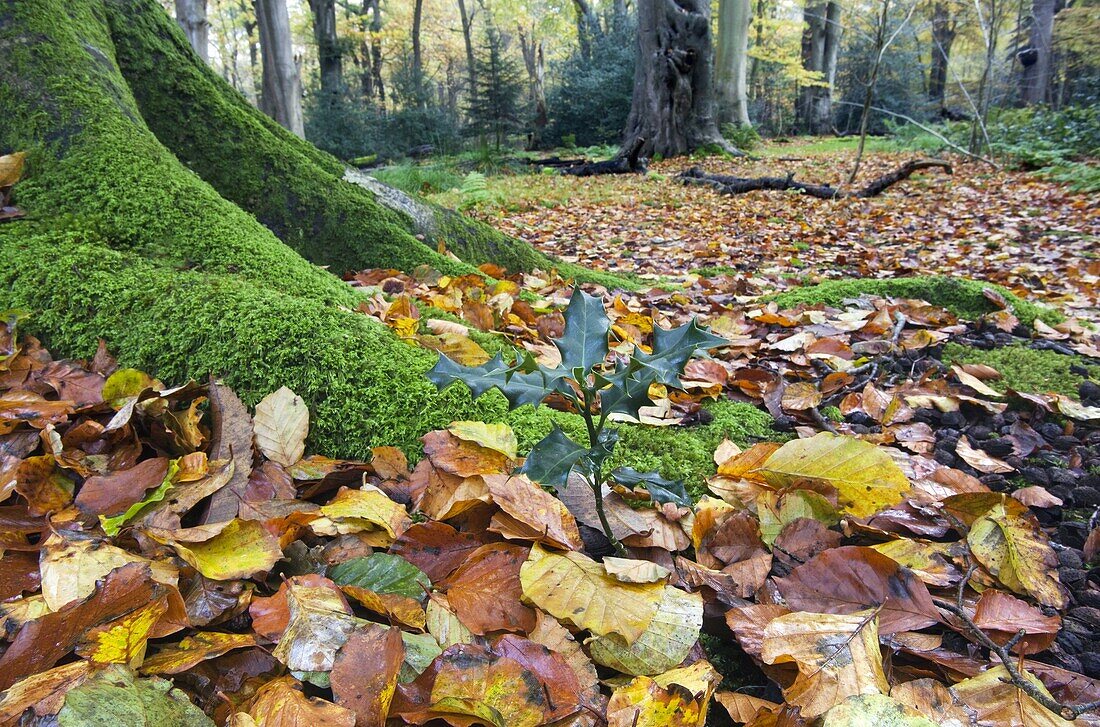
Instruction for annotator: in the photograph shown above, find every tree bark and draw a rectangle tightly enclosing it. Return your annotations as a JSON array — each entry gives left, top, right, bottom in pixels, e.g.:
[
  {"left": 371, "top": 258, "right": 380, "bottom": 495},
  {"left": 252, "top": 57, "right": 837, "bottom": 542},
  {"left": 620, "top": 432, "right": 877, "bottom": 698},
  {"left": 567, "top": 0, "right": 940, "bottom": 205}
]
[
  {"left": 174, "top": 0, "right": 209, "bottom": 62},
  {"left": 519, "top": 27, "right": 548, "bottom": 148},
  {"left": 370, "top": 0, "right": 385, "bottom": 106},
  {"left": 458, "top": 0, "right": 477, "bottom": 105},
  {"left": 572, "top": 0, "right": 602, "bottom": 60},
  {"left": 797, "top": 1, "right": 840, "bottom": 134},
  {"left": 412, "top": 0, "right": 425, "bottom": 88},
  {"left": 255, "top": 0, "right": 305, "bottom": 137},
  {"left": 715, "top": 0, "right": 752, "bottom": 127},
  {"left": 308, "top": 0, "right": 343, "bottom": 97},
  {"left": 621, "top": 0, "right": 737, "bottom": 158},
  {"left": 928, "top": 1, "right": 956, "bottom": 110},
  {"left": 1018, "top": 0, "right": 1058, "bottom": 104},
  {"left": 1, "top": 0, "right": 616, "bottom": 461}
]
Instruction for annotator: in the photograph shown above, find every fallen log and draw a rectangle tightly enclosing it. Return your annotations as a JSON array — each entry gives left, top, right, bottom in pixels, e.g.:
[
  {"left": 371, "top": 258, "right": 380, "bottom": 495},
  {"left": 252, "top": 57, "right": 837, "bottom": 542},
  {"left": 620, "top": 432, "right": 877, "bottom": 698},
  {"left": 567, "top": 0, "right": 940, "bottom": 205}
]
[
  {"left": 677, "top": 158, "right": 952, "bottom": 199},
  {"left": 562, "top": 137, "right": 648, "bottom": 177}
]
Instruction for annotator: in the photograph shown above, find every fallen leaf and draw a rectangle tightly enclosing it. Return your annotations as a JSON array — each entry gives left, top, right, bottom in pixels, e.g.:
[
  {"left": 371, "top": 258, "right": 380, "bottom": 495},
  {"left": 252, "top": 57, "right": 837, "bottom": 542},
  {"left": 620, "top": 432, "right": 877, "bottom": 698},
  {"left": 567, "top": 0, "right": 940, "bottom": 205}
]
[{"left": 252, "top": 387, "right": 308, "bottom": 467}]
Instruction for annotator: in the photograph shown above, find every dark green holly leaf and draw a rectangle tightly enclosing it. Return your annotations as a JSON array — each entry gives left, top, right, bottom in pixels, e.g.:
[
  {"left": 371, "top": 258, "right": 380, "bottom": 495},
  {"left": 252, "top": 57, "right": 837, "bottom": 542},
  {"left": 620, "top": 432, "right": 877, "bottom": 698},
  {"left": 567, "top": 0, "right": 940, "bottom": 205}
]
[
  {"left": 426, "top": 353, "right": 510, "bottom": 398},
  {"left": 497, "top": 368, "right": 555, "bottom": 408},
  {"left": 610, "top": 467, "right": 691, "bottom": 507},
  {"left": 553, "top": 288, "right": 610, "bottom": 375},
  {"left": 598, "top": 363, "right": 655, "bottom": 419},
  {"left": 631, "top": 320, "right": 726, "bottom": 386},
  {"left": 518, "top": 425, "right": 588, "bottom": 489}
]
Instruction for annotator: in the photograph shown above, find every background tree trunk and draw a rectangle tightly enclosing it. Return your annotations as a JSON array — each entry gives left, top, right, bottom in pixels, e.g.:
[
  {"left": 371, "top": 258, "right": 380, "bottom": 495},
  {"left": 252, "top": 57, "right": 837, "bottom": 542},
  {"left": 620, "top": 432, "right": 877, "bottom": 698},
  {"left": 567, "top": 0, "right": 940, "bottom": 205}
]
[
  {"left": 412, "top": 0, "right": 425, "bottom": 92},
  {"left": 621, "top": 0, "right": 734, "bottom": 158},
  {"left": 715, "top": 0, "right": 753, "bottom": 127},
  {"left": 458, "top": 0, "right": 478, "bottom": 105},
  {"left": 255, "top": 0, "right": 304, "bottom": 136},
  {"left": 928, "top": 1, "right": 956, "bottom": 110},
  {"left": 174, "top": 0, "right": 209, "bottom": 62},
  {"left": 308, "top": 0, "right": 343, "bottom": 97},
  {"left": 1019, "top": 0, "right": 1058, "bottom": 104},
  {"left": 519, "top": 27, "right": 549, "bottom": 148},
  {"left": 572, "top": 0, "right": 602, "bottom": 60},
  {"left": 797, "top": 1, "right": 840, "bottom": 134}
]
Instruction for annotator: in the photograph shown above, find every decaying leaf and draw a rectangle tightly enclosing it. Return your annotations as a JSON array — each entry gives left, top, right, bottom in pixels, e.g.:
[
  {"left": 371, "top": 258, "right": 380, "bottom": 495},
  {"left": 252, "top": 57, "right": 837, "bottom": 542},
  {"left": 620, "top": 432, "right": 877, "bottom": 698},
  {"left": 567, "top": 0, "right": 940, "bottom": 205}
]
[{"left": 252, "top": 387, "right": 308, "bottom": 467}]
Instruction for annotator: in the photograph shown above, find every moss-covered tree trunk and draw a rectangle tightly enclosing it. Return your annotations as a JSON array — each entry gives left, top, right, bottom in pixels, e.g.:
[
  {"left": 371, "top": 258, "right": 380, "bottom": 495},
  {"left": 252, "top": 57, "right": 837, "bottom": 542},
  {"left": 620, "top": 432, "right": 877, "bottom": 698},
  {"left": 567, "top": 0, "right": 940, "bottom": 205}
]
[
  {"left": 0, "top": 0, "right": 572, "bottom": 454},
  {"left": 0, "top": 0, "right": 769, "bottom": 485}
]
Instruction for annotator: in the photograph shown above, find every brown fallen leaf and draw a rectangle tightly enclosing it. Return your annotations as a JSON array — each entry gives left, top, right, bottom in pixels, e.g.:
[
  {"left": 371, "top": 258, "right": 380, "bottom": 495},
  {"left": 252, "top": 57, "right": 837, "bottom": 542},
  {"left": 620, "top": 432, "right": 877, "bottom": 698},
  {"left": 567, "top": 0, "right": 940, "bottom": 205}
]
[
  {"left": 330, "top": 624, "right": 405, "bottom": 727},
  {"left": 440, "top": 542, "right": 536, "bottom": 634}
]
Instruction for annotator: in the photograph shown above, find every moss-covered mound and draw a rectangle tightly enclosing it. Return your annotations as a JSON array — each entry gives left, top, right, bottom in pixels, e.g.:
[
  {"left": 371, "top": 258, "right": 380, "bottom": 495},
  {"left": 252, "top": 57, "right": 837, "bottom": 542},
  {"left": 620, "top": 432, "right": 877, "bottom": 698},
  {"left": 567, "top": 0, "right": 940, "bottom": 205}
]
[
  {"left": 941, "top": 343, "right": 1098, "bottom": 398},
  {"left": 768, "top": 276, "right": 1061, "bottom": 327},
  {"left": 0, "top": 0, "right": 770, "bottom": 482}
]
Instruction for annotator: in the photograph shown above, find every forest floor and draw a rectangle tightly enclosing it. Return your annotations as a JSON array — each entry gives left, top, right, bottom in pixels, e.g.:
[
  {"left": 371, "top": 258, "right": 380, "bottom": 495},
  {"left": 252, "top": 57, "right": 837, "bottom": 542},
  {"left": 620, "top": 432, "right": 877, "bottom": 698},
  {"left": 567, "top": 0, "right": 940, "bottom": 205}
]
[
  {"left": 5, "top": 140, "right": 1100, "bottom": 726},
  {"left": 427, "top": 138, "right": 1100, "bottom": 322}
]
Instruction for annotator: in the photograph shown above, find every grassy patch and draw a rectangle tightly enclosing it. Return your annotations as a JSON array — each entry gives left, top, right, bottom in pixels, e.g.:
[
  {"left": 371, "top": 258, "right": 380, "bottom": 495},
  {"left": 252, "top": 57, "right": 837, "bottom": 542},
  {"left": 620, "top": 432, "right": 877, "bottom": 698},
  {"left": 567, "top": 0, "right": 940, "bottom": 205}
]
[
  {"left": 768, "top": 276, "right": 1061, "bottom": 327},
  {"left": 941, "top": 343, "right": 1098, "bottom": 398},
  {"left": 369, "top": 164, "right": 466, "bottom": 196}
]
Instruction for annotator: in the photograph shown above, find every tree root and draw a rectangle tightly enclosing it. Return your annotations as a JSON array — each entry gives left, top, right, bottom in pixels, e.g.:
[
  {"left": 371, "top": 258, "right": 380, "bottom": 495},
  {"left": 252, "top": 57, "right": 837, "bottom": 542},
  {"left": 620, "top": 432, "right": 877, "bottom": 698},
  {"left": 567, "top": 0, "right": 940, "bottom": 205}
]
[{"left": 677, "top": 158, "right": 952, "bottom": 199}]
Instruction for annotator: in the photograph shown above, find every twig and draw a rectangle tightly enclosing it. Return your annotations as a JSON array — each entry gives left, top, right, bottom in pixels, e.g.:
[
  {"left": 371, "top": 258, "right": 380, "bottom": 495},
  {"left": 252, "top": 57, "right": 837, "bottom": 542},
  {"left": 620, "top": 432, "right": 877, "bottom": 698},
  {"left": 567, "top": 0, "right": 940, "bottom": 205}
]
[
  {"left": 932, "top": 595, "right": 1100, "bottom": 720},
  {"left": 890, "top": 313, "right": 908, "bottom": 345},
  {"left": 810, "top": 406, "right": 839, "bottom": 434},
  {"left": 834, "top": 101, "right": 1000, "bottom": 168}
]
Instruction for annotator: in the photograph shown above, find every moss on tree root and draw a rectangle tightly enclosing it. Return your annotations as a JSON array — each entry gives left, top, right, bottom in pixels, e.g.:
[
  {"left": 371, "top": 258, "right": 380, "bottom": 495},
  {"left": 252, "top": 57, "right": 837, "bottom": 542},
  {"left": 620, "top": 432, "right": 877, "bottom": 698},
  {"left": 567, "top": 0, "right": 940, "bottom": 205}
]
[
  {"left": 0, "top": 0, "right": 765, "bottom": 477},
  {"left": 768, "top": 276, "right": 1061, "bottom": 327}
]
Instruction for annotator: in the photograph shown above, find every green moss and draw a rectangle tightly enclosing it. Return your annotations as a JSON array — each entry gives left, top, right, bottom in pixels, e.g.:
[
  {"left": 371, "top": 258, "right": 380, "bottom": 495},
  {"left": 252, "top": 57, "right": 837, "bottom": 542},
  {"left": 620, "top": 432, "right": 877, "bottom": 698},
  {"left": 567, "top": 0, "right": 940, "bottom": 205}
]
[
  {"left": 768, "top": 276, "right": 1062, "bottom": 327},
  {"left": 941, "top": 343, "right": 1097, "bottom": 398},
  {"left": 506, "top": 399, "right": 776, "bottom": 499}
]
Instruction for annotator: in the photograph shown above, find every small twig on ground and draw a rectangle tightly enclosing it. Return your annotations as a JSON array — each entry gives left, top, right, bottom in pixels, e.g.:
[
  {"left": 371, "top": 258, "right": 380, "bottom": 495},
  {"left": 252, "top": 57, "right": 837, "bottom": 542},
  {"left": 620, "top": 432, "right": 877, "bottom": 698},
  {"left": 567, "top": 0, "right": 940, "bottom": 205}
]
[
  {"left": 810, "top": 406, "right": 839, "bottom": 434},
  {"left": 932, "top": 578, "right": 1100, "bottom": 719}
]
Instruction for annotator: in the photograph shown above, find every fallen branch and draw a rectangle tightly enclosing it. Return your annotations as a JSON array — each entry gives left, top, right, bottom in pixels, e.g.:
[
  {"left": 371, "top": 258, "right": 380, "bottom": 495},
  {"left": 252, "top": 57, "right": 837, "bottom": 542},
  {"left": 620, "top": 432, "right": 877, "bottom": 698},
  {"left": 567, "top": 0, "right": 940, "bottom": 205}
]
[
  {"left": 677, "top": 159, "right": 952, "bottom": 199},
  {"left": 562, "top": 137, "right": 648, "bottom": 177},
  {"left": 932, "top": 566, "right": 1100, "bottom": 721}
]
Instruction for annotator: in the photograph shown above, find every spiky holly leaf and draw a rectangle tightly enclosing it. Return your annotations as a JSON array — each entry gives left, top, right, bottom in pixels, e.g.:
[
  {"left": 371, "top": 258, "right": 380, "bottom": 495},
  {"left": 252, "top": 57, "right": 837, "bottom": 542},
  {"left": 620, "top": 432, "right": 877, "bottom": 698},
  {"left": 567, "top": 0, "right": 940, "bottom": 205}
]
[
  {"left": 610, "top": 467, "right": 691, "bottom": 508},
  {"left": 632, "top": 320, "right": 726, "bottom": 387},
  {"left": 426, "top": 353, "right": 510, "bottom": 398},
  {"left": 553, "top": 289, "right": 610, "bottom": 375},
  {"left": 598, "top": 363, "right": 655, "bottom": 419},
  {"left": 518, "top": 426, "right": 588, "bottom": 490}
]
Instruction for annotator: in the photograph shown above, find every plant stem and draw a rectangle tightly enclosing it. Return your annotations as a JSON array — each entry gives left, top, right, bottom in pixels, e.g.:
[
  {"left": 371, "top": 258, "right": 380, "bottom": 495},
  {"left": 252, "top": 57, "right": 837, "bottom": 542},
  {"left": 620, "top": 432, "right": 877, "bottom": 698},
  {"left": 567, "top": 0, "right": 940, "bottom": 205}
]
[{"left": 580, "top": 381, "right": 626, "bottom": 555}]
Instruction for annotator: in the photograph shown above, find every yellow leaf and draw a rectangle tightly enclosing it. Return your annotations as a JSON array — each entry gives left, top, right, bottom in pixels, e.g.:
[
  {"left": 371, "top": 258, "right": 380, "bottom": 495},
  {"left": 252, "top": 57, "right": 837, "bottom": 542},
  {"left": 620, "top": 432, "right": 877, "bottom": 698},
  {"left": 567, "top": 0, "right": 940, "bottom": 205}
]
[
  {"left": 961, "top": 494, "right": 1067, "bottom": 609},
  {"left": 40, "top": 532, "right": 177, "bottom": 611},
  {"left": 822, "top": 693, "right": 939, "bottom": 727},
  {"left": 313, "top": 485, "right": 411, "bottom": 540},
  {"left": 952, "top": 666, "right": 1072, "bottom": 727},
  {"left": 253, "top": 387, "right": 309, "bottom": 467},
  {"left": 761, "top": 609, "right": 888, "bottom": 718},
  {"left": 606, "top": 661, "right": 721, "bottom": 727},
  {"left": 155, "top": 519, "right": 282, "bottom": 580},
  {"left": 588, "top": 585, "right": 703, "bottom": 676},
  {"left": 753, "top": 432, "right": 910, "bottom": 518},
  {"left": 76, "top": 600, "right": 167, "bottom": 668},
  {"left": 273, "top": 580, "right": 364, "bottom": 672},
  {"left": 141, "top": 632, "right": 257, "bottom": 674},
  {"left": 519, "top": 543, "right": 663, "bottom": 644},
  {"left": 447, "top": 421, "right": 519, "bottom": 459}
]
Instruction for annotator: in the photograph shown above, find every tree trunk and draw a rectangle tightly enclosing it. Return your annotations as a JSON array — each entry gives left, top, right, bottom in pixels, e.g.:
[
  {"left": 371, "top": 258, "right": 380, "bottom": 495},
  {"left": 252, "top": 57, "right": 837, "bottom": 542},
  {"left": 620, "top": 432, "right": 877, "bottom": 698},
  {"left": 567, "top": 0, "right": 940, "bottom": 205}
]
[
  {"left": 928, "top": 1, "right": 956, "bottom": 110},
  {"left": 848, "top": 0, "right": 890, "bottom": 182},
  {"left": 621, "top": 0, "right": 736, "bottom": 158},
  {"left": 458, "top": 0, "right": 477, "bottom": 105},
  {"left": 255, "top": 0, "right": 305, "bottom": 137},
  {"left": 519, "top": 27, "right": 549, "bottom": 149},
  {"left": 174, "top": 0, "right": 209, "bottom": 62},
  {"left": 371, "top": 0, "right": 385, "bottom": 106},
  {"left": 715, "top": 0, "right": 752, "bottom": 127},
  {"left": 412, "top": 0, "right": 425, "bottom": 89},
  {"left": 572, "top": 0, "right": 602, "bottom": 60},
  {"left": 1019, "top": 0, "right": 1058, "bottom": 104},
  {"left": 0, "top": 0, "right": 624, "bottom": 462},
  {"left": 797, "top": 1, "right": 840, "bottom": 134},
  {"left": 308, "top": 0, "right": 343, "bottom": 97}
]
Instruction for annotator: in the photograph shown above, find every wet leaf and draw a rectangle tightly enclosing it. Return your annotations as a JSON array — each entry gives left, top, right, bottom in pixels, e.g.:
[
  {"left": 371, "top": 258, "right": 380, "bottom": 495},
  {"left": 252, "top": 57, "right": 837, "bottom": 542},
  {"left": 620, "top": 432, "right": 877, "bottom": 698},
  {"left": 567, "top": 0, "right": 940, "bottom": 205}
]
[
  {"left": 440, "top": 542, "right": 536, "bottom": 634},
  {"left": 151, "top": 519, "right": 282, "bottom": 581},
  {"left": 753, "top": 433, "right": 910, "bottom": 518},
  {"left": 519, "top": 543, "right": 662, "bottom": 643},
  {"left": 56, "top": 664, "right": 215, "bottom": 727},
  {"left": 587, "top": 585, "right": 703, "bottom": 676},
  {"left": 244, "top": 675, "right": 355, "bottom": 726},
  {"left": 330, "top": 624, "right": 405, "bottom": 727}
]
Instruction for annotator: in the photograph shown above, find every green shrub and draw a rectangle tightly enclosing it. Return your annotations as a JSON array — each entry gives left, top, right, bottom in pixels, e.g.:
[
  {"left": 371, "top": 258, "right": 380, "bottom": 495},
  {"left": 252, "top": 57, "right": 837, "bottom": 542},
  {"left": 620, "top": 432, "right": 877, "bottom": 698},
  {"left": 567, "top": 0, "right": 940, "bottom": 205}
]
[{"left": 721, "top": 123, "right": 761, "bottom": 151}]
